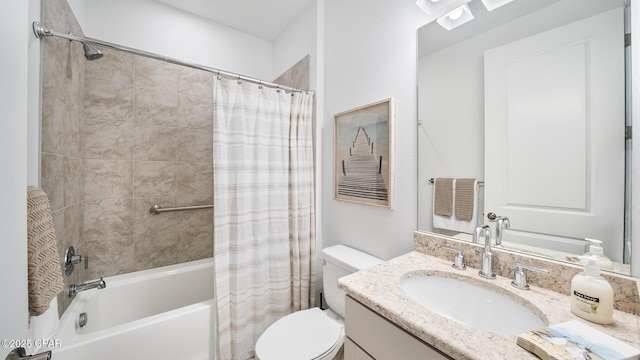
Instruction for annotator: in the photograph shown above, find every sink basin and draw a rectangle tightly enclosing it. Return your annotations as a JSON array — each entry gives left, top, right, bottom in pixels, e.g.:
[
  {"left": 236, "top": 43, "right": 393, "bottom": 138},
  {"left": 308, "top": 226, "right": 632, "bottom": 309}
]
[{"left": 400, "top": 274, "right": 546, "bottom": 335}]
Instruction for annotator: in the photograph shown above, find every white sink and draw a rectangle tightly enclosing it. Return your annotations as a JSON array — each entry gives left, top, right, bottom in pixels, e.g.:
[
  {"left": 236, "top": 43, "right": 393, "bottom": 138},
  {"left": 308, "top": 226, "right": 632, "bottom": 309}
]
[{"left": 400, "top": 274, "right": 546, "bottom": 335}]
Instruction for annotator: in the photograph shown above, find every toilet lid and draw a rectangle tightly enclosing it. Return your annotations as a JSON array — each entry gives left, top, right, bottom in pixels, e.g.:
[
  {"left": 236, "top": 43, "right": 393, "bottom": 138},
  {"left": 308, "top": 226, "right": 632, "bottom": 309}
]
[{"left": 255, "top": 308, "right": 343, "bottom": 360}]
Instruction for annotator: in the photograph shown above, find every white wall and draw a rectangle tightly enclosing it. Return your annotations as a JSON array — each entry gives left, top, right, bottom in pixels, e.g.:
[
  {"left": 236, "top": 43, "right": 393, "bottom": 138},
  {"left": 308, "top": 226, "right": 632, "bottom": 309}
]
[
  {"left": 0, "top": 0, "right": 31, "bottom": 355},
  {"left": 631, "top": 0, "right": 640, "bottom": 277},
  {"left": 322, "top": 0, "right": 425, "bottom": 260},
  {"left": 272, "top": 1, "right": 317, "bottom": 83},
  {"left": 67, "top": 0, "right": 274, "bottom": 80}
]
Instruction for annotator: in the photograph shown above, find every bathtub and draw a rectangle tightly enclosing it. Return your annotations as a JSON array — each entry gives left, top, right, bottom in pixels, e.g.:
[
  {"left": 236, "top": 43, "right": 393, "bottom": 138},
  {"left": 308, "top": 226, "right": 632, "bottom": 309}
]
[{"left": 48, "top": 259, "right": 215, "bottom": 360}]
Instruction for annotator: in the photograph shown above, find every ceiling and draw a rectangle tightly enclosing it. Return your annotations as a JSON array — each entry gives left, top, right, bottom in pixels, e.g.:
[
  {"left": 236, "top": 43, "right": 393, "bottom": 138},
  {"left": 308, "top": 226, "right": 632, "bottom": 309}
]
[{"left": 153, "top": 0, "right": 315, "bottom": 41}]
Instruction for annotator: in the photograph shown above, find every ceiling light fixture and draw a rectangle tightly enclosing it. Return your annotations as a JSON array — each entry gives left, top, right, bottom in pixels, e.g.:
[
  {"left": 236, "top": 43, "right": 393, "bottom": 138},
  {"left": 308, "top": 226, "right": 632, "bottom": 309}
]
[
  {"left": 436, "top": 4, "right": 474, "bottom": 31},
  {"left": 480, "top": 0, "right": 514, "bottom": 11},
  {"left": 415, "top": 0, "right": 453, "bottom": 15}
]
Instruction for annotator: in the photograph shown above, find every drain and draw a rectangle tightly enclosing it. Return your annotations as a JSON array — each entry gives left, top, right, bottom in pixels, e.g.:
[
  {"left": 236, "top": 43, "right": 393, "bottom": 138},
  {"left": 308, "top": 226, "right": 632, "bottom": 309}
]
[{"left": 78, "top": 312, "right": 88, "bottom": 328}]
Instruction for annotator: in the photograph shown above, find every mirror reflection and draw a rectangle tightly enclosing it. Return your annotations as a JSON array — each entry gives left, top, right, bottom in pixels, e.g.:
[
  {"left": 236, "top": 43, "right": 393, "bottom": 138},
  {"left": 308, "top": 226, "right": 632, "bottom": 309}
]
[{"left": 417, "top": 0, "right": 631, "bottom": 275}]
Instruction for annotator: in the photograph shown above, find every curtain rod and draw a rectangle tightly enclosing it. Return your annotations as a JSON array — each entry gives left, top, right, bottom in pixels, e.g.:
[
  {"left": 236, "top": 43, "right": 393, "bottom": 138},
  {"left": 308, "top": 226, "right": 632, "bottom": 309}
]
[{"left": 32, "top": 21, "right": 315, "bottom": 95}]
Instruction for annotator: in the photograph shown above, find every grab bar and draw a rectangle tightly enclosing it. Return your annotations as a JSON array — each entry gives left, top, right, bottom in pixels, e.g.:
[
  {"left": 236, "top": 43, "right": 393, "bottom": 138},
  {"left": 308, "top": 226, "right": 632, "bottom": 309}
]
[{"left": 150, "top": 204, "right": 213, "bottom": 215}]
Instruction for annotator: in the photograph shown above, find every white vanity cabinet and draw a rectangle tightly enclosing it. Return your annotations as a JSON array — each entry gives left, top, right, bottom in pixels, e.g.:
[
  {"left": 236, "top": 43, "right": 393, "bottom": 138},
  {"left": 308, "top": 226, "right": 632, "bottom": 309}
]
[{"left": 344, "top": 296, "right": 452, "bottom": 360}]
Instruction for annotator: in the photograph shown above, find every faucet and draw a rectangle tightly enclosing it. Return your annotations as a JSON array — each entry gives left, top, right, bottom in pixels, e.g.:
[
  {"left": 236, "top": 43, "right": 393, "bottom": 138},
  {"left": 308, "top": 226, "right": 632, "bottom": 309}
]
[
  {"left": 495, "top": 216, "right": 510, "bottom": 246},
  {"left": 473, "top": 225, "right": 496, "bottom": 279},
  {"left": 68, "top": 278, "right": 106, "bottom": 297},
  {"left": 5, "top": 347, "right": 51, "bottom": 360}
]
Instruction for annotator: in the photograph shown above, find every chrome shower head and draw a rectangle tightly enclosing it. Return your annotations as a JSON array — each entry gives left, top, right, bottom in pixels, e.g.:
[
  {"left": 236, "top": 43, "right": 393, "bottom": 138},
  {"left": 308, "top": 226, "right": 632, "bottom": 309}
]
[{"left": 82, "top": 43, "right": 103, "bottom": 60}]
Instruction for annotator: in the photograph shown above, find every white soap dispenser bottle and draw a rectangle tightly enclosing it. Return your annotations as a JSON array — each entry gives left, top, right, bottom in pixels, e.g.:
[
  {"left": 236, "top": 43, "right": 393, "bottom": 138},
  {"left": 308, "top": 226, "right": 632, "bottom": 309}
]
[
  {"left": 570, "top": 256, "right": 614, "bottom": 324},
  {"left": 581, "top": 238, "right": 614, "bottom": 271}
]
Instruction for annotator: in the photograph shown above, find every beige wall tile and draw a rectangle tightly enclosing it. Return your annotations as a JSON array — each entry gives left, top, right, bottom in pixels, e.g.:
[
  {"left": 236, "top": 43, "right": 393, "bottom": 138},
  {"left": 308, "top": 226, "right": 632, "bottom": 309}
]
[
  {"left": 135, "top": 231, "right": 179, "bottom": 270},
  {"left": 64, "top": 110, "right": 81, "bottom": 158},
  {"left": 177, "top": 129, "right": 212, "bottom": 162},
  {"left": 52, "top": 208, "right": 66, "bottom": 263},
  {"left": 84, "top": 79, "right": 134, "bottom": 122},
  {"left": 42, "top": 39, "right": 84, "bottom": 113},
  {"left": 134, "top": 161, "right": 176, "bottom": 197},
  {"left": 133, "top": 196, "right": 179, "bottom": 235},
  {"left": 63, "top": 157, "right": 82, "bottom": 206},
  {"left": 41, "top": 90, "right": 66, "bottom": 155},
  {"left": 41, "top": 153, "right": 65, "bottom": 211},
  {"left": 84, "top": 237, "right": 136, "bottom": 279},
  {"left": 134, "top": 124, "right": 177, "bottom": 161},
  {"left": 179, "top": 67, "right": 213, "bottom": 98},
  {"left": 177, "top": 94, "right": 213, "bottom": 130},
  {"left": 177, "top": 226, "right": 213, "bottom": 263},
  {"left": 83, "top": 120, "right": 134, "bottom": 160},
  {"left": 83, "top": 198, "right": 134, "bottom": 240},
  {"left": 175, "top": 194, "right": 214, "bottom": 230},
  {"left": 83, "top": 159, "right": 133, "bottom": 200},
  {"left": 134, "top": 56, "right": 180, "bottom": 92},
  {"left": 63, "top": 202, "right": 82, "bottom": 250},
  {"left": 85, "top": 46, "right": 134, "bottom": 85},
  {"left": 176, "top": 162, "right": 213, "bottom": 195},
  {"left": 134, "top": 88, "right": 178, "bottom": 126}
]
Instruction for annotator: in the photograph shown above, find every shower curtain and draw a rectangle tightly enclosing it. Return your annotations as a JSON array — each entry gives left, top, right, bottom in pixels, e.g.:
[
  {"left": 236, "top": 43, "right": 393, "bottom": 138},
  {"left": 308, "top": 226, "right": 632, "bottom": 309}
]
[{"left": 212, "top": 78, "right": 316, "bottom": 360}]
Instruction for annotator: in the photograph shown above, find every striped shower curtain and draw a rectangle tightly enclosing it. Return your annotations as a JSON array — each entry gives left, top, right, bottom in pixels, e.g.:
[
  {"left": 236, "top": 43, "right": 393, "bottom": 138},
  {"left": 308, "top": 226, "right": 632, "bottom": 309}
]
[{"left": 212, "top": 78, "right": 316, "bottom": 360}]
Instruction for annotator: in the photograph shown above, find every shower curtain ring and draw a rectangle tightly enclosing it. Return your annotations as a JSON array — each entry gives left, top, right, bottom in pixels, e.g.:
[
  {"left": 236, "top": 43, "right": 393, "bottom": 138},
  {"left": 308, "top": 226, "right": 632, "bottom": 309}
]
[
  {"left": 237, "top": 75, "right": 242, "bottom": 84},
  {"left": 216, "top": 70, "right": 221, "bottom": 80}
]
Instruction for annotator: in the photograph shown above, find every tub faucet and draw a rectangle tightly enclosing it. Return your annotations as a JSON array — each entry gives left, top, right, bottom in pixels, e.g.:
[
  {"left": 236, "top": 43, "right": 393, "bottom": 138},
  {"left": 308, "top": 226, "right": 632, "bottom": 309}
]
[
  {"left": 473, "top": 225, "right": 496, "bottom": 279},
  {"left": 495, "top": 216, "right": 510, "bottom": 246},
  {"left": 68, "top": 278, "right": 106, "bottom": 297}
]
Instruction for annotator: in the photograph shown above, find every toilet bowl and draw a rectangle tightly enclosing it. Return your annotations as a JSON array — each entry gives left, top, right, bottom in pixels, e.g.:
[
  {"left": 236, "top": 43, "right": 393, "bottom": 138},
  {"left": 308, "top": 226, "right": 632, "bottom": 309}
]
[
  {"left": 255, "top": 308, "right": 344, "bottom": 360},
  {"left": 254, "top": 245, "right": 382, "bottom": 360}
]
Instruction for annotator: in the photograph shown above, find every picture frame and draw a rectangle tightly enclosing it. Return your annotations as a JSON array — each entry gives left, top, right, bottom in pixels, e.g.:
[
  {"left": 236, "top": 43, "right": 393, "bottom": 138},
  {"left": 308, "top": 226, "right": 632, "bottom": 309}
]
[{"left": 333, "top": 98, "right": 394, "bottom": 208}]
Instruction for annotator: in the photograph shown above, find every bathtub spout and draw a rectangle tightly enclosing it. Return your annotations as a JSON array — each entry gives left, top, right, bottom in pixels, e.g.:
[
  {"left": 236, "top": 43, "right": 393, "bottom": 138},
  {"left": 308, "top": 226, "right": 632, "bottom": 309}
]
[{"left": 68, "top": 278, "right": 106, "bottom": 297}]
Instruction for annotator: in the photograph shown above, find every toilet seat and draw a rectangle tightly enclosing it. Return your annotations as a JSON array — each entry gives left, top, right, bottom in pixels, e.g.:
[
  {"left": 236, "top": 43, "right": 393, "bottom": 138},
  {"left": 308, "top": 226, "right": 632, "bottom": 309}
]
[{"left": 255, "top": 308, "right": 344, "bottom": 360}]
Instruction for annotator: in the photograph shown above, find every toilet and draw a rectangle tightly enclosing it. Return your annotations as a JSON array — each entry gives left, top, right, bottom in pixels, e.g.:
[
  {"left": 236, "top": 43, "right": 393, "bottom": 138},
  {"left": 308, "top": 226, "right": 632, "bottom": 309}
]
[{"left": 255, "top": 245, "right": 382, "bottom": 360}]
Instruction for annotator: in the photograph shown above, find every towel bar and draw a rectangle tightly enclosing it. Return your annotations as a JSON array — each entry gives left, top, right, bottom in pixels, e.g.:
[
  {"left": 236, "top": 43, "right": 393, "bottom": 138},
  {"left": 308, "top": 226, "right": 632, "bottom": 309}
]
[
  {"left": 150, "top": 204, "right": 213, "bottom": 215},
  {"left": 428, "top": 178, "right": 484, "bottom": 186}
]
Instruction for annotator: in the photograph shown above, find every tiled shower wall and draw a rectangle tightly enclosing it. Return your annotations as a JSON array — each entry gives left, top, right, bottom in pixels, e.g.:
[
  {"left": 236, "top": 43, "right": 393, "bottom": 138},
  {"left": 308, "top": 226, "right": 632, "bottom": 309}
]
[
  {"left": 81, "top": 47, "right": 215, "bottom": 276},
  {"left": 41, "top": 0, "right": 213, "bottom": 314},
  {"left": 42, "top": 0, "right": 310, "bottom": 316},
  {"left": 41, "top": 0, "right": 86, "bottom": 315}
]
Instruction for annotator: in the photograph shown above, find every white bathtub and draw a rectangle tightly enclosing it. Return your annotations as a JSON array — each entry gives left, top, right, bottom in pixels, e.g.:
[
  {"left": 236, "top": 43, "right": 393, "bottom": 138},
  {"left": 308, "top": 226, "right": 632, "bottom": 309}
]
[{"left": 49, "top": 259, "right": 215, "bottom": 360}]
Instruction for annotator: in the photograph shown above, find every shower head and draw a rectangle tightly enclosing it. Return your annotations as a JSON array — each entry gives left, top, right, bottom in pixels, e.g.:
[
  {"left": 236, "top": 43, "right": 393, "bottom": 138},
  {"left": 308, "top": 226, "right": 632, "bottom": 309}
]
[{"left": 82, "top": 43, "right": 103, "bottom": 60}]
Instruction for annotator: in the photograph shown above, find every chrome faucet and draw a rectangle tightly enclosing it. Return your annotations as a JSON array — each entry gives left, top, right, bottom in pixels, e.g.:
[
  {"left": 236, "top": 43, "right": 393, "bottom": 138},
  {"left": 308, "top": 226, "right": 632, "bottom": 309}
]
[
  {"left": 68, "top": 278, "right": 106, "bottom": 297},
  {"left": 495, "top": 216, "right": 510, "bottom": 246},
  {"left": 474, "top": 225, "right": 496, "bottom": 279},
  {"left": 5, "top": 347, "right": 50, "bottom": 360}
]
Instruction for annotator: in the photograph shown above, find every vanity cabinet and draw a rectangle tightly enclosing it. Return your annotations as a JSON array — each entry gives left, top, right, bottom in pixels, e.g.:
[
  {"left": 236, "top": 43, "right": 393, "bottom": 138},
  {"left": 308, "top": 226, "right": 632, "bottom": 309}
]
[{"left": 344, "top": 296, "right": 452, "bottom": 360}]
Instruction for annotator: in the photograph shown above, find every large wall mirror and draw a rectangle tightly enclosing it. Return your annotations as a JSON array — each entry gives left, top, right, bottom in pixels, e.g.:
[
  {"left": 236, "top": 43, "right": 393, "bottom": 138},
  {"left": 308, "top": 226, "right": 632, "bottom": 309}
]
[{"left": 417, "top": 0, "right": 632, "bottom": 275}]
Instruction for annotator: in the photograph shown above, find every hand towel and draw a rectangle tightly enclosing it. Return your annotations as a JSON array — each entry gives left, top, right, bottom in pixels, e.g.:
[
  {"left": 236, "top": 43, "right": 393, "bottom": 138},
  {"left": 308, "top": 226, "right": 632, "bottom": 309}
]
[
  {"left": 455, "top": 178, "right": 477, "bottom": 221},
  {"left": 27, "top": 186, "right": 65, "bottom": 316},
  {"left": 433, "top": 178, "right": 453, "bottom": 217},
  {"left": 432, "top": 179, "right": 479, "bottom": 234}
]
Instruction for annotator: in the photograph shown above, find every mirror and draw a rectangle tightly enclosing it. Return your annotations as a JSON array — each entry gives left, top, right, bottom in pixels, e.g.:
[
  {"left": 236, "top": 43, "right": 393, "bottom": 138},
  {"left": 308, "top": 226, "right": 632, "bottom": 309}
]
[{"left": 417, "top": 0, "right": 631, "bottom": 275}]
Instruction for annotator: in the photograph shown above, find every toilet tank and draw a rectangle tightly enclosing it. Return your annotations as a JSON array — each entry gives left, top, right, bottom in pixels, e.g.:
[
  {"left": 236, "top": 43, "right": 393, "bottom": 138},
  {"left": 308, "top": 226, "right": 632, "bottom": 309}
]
[{"left": 322, "top": 245, "right": 382, "bottom": 317}]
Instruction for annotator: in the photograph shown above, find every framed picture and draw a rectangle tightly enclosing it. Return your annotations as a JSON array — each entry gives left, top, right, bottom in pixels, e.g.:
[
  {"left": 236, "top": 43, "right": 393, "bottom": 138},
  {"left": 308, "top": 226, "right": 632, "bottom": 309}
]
[{"left": 334, "top": 98, "right": 394, "bottom": 208}]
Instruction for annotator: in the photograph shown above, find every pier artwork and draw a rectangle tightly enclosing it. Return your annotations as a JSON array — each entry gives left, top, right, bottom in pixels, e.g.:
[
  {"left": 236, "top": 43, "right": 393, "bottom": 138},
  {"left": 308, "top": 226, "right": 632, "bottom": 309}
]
[
  {"left": 337, "top": 127, "right": 388, "bottom": 201},
  {"left": 333, "top": 98, "right": 393, "bottom": 208}
]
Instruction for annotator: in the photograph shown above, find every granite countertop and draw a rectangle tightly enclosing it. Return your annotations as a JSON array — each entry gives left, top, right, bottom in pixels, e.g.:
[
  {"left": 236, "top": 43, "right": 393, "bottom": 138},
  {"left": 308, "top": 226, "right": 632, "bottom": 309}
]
[{"left": 338, "top": 251, "right": 640, "bottom": 360}]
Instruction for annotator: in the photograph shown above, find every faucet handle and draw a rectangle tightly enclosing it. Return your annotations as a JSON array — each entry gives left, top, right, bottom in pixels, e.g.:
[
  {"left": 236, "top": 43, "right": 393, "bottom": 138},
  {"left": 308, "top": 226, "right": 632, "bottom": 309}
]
[
  {"left": 441, "top": 245, "right": 466, "bottom": 270},
  {"left": 511, "top": 263, "right": 549, "bottom": 290}
]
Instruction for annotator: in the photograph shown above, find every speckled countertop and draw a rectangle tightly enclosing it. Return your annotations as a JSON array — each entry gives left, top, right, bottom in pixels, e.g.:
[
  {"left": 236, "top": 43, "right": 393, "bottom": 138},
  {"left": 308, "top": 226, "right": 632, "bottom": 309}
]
[{"left": 338, "top": 251, "right": 640, "bottom": 360}]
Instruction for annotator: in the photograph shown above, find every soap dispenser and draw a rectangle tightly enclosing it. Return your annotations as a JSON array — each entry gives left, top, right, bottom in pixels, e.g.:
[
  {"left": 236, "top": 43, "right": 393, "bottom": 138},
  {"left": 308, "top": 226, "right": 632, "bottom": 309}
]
[
  {"left": 570, "top": 256, "right": 614, "bottom": 324},
  {"left": 580, "top": 238, "right": 614, "bottom": 271}
]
